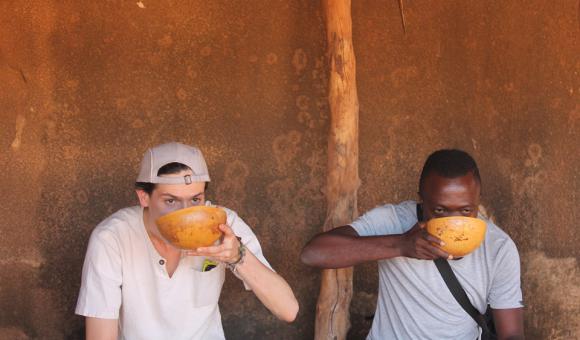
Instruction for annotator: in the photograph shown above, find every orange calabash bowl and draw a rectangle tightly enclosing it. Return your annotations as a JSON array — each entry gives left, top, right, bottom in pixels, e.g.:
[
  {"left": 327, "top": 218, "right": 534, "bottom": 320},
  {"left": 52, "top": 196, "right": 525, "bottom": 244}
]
[
  {"left": 155, "top": 206, "right": 227, "bottom": 249},
  {"left": 426, "top": 216, "right": 486, "bottom": 257}
]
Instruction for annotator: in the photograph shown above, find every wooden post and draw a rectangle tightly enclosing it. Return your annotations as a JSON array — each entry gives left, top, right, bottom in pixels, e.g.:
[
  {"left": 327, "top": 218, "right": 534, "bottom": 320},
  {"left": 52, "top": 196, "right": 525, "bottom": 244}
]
[{"left": 316, "top": 0, "right": 359, "bottom": 339}]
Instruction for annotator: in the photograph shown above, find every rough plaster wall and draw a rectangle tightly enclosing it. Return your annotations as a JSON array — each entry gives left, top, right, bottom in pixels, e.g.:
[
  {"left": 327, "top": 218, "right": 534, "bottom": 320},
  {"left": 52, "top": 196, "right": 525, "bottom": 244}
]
[
  {"left": 0, "top": 1, "right": 327, "bottom": 339},
  {"left": 349, "top": 1, "right": 579, "bottom": 339},
  {"left": 0, "top": 0, "right": 578, "bottom": 339}
]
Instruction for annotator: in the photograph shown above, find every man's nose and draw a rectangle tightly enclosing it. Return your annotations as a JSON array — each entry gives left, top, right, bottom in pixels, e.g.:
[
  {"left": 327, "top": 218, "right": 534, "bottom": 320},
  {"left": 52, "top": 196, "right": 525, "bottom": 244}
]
[{"left": 444, "top": 211, "right": 463, "bottom": 217}]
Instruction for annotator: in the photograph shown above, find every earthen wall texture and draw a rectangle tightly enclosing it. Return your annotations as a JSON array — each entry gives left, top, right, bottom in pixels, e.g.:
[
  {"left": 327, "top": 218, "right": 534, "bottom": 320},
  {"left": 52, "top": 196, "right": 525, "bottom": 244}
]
[{"left": 0, "top": 1, "right": 578, "bottom": 339}]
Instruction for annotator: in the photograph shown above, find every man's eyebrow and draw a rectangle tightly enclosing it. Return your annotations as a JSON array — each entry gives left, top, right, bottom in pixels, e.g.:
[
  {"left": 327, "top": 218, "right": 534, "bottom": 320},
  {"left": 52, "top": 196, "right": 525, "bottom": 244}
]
[
  {"left": 434, "top": 203, "right": 476, "bottom": 209},
  {"left": 159, "top": 192, "right": 204, "bottom": 199}
]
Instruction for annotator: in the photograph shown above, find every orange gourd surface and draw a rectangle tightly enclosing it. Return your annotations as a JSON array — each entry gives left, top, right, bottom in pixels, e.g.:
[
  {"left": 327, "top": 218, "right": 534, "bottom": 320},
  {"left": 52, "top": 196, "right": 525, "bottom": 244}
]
[
  {"left": 156, "top": 206, "right": 226, "bottom": 249},
  {"left": 426, "top": 216, "right": 486, "bottom": 257}
]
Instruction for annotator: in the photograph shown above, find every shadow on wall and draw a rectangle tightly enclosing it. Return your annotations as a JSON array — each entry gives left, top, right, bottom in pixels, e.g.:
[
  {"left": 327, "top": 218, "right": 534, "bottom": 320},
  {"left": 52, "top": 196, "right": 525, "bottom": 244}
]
[{"left": 35, "top": 158, "right": 136, "bottom": 338}]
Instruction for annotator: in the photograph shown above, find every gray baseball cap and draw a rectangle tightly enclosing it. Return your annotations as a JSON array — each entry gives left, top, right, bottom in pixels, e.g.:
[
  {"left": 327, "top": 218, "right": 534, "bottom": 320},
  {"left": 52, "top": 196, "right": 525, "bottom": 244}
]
[{"left": 136, "top": 142, "right": 211, "bottom": 184}]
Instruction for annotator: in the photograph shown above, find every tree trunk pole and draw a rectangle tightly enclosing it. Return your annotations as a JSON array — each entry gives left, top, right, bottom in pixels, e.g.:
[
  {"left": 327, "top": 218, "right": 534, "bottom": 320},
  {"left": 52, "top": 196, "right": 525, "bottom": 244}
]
[{"left": 316, "top": 0, "right": 359, "bottom": 339}]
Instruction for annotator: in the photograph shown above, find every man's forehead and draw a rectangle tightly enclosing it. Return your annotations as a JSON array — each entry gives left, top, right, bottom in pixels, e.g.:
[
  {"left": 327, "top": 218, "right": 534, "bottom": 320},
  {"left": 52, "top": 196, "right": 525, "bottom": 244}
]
[
  {"left": 423, "top": 172, "right": 480, "bottom": 194},
  {"left": 153, "top": 181, "right": 206, "bottom": 197}
]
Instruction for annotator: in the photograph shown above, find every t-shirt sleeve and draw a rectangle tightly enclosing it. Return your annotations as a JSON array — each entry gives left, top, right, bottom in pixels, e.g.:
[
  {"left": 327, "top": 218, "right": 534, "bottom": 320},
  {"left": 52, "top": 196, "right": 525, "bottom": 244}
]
[
  {"left": 75, "top": 228, "right": 123, "bottom": 319},
  {"left": 350, "top": 201, "right": 417, "bottom": 236},
  {"left": 226, "top": 209, "right": 273, "bottom": 290},
  {"left": 488, "top": 239, "right": 524, "bottom": 309}
]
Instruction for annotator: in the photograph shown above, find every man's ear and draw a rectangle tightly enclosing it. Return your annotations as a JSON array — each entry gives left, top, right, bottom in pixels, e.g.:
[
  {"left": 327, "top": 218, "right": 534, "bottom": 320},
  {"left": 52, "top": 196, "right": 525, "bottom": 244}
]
[{"left": 136, "top": 190, "right": 150, "bottom": 208}]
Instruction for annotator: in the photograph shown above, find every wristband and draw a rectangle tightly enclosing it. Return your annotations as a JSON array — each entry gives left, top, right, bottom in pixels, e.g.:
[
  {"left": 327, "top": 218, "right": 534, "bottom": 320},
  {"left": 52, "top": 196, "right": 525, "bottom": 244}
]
[{"left": 227, "top": 237, "right": 246, "bottom": 273}]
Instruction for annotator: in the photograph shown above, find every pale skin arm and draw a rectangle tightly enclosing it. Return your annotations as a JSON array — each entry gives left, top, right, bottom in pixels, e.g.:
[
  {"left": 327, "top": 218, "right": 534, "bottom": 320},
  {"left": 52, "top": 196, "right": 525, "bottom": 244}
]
[
  {"left": 189, "top": 224, "right": 299, "bottom": 322},
  {"left": 85, "top": 317, "right": 118, "bottom": 340},
  {"left": 228, "top": 248, "right": 298, "bottom": 322}
]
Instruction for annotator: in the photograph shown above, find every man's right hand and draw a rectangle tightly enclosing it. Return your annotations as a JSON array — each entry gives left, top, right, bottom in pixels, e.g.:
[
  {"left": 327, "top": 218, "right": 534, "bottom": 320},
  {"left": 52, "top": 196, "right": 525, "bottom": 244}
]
[
  {"left": 400, "top": 222, "right": 452, "bottom": 260},
  {"left": 301, "top": 223, "right": 453, "bottom": 269}
]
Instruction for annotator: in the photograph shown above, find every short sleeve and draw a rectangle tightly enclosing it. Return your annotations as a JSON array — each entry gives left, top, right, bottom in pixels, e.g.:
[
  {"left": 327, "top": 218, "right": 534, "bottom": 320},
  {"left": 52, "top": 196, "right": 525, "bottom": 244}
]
[
  {"left": 225, "top": 208, "right": 272, "bottom": 290},
  {"left": 350, "top": 201, "right": 417, "bottom": 237},
  {"left": 488, "top": 239, "right": 524, "bottom": 309},
  {"left": 75, "top": 228, "right": 123, "bottom": 319}
]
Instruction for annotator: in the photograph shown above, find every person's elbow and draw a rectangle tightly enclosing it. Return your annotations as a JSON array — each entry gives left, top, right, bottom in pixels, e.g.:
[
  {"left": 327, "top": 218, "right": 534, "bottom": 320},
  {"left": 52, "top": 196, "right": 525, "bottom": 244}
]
[
  {"left": 299, "top": 245, "right": 313, "bottom": 266},
  {"left": 301, "top": 227, "right": 358, "bottom": 268},
  {"left": 278, "top": 297, "right": 299, "bottom": 323},
  {"left": 300, "top": 243, "right": 322, "bottom": 267}
]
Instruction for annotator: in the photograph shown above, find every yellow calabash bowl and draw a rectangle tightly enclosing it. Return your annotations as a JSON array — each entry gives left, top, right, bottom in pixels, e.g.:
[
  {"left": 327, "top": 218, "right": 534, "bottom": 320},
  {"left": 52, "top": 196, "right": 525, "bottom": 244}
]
[
  {"left": 155, "top": 206, "right": 227, "bottom": 249},
  {"left": 426, "top": 216, "right": 486, "bottom": 257}
]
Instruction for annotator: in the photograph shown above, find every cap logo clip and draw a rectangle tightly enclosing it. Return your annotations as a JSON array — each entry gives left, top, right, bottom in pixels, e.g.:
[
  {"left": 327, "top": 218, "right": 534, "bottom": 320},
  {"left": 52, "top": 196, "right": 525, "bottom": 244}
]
[{"left": 184, "top": 175, "right": 192, "bottom": 185}]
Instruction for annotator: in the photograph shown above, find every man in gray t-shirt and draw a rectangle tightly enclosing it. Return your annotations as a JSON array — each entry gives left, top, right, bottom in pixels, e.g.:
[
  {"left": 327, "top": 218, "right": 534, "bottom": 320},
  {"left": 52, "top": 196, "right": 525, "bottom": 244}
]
[{"left": 301, "top": 149, "right": 524, "bottom": 339}]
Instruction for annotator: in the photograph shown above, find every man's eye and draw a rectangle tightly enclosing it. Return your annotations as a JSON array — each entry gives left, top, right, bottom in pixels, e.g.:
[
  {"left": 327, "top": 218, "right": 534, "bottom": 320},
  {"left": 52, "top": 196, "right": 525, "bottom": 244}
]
[
  {"left": 434, "top": 208, "right": 445, "bottom": 214},
  {"left": 462, "top": 208, "right": 472, "bottom": 214},
  {"left": 165, "top": 199, "right": 175, "bottom": 205}
]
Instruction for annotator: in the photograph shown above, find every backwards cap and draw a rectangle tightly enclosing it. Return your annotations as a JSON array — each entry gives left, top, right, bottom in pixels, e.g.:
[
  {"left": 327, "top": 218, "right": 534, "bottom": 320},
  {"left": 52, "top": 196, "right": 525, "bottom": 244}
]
[{"left": 136, "top": 142, "right": 210, "bottom": 185}]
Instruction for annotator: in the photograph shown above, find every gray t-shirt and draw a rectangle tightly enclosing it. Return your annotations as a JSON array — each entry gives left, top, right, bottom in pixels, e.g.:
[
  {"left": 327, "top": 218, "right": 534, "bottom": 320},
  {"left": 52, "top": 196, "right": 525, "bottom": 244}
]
[{"left": 350, "top": 200, "right": 523, "bottom": 340}]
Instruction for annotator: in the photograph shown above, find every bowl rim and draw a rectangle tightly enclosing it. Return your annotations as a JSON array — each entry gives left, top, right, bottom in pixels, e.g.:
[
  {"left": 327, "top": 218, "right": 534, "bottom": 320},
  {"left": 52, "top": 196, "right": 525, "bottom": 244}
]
[
  {"left": 426, "top": 216, "right": 485, "bottom": 223},
  {"left": 156, "top": 205, "right": 226, "bottom": 224}
]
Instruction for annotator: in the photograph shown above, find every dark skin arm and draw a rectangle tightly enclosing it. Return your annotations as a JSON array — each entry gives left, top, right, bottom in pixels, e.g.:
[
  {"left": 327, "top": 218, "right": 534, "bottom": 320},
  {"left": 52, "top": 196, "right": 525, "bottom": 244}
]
[
  {"left": 301, "top": 221, "right": 525, "bottom": 338},
  {"left": 300, "top": 223, "right": 451, "bottom": 268},
  {"left": 493, "top": 308, "right": 525, "bottom": 340}
]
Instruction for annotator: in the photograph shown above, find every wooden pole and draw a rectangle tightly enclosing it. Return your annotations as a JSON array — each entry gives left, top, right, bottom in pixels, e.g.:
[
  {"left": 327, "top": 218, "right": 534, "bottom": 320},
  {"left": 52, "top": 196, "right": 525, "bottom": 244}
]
[{"left": 316, "top": 0, "right": 359, "bottom": 339}]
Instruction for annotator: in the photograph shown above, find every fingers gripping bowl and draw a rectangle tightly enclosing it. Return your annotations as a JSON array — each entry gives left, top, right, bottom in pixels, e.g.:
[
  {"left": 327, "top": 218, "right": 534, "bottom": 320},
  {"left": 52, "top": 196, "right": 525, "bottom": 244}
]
[
  {"left": 426, "top": 216, "right": 487, "bottom": 257},
  {"left": 155, "top": 206, "right": 227, "bottom": 249}
]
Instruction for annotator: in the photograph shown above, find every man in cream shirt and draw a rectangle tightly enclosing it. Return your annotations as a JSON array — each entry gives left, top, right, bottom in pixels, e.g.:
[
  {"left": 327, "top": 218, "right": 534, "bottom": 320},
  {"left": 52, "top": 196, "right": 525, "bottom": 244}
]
[{"left": 76, "top": 142, "right": 298, "bottom": 339}]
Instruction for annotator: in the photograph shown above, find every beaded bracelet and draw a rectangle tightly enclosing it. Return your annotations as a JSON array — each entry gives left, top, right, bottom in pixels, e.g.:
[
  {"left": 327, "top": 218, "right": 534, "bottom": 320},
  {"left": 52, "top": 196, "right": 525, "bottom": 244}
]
[{"left": 227, "top": 236, "right": 246, "bottom": 273}]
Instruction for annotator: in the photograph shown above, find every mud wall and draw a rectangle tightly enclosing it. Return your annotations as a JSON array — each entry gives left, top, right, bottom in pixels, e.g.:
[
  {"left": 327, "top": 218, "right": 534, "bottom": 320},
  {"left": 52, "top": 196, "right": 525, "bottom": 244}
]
[
  {"left": 348, "top": 1, "right": 580, "bottom": 339},
  {"left": 0, "top": 1, "right": 578, "bottom": 339}
]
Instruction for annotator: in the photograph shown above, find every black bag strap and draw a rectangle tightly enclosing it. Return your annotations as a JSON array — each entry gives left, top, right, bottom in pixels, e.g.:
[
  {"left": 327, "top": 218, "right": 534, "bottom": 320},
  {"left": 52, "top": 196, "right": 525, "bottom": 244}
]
[{"left": 434, "top": 258, "right": 491, "bottom": 333}]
